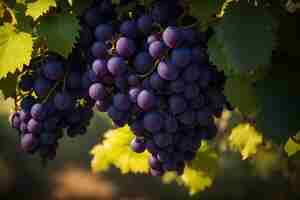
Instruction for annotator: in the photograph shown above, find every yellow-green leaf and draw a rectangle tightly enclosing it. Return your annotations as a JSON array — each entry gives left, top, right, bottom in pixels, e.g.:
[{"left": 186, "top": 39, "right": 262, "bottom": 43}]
[
  {"left": 90, "top": 125, "right": 150, "bottom": 174},
  {"left": 284, "top": 133, "right": 300, "bottom": 157},
  {"left": 26, "top": 0, "right": 56, "bottom": 20},
  {"left": 0, "top": 23, "right": 33, "bottom": 79},
  {"left": 229, "top": 123, "right": 263, "bottom": 159}
]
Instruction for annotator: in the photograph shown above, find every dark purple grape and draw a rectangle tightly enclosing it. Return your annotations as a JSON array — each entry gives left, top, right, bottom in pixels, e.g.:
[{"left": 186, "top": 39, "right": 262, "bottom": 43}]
[
  {"left": 192, "top": 46, "right": 206, "bottom": 63},
  {"left": 143, "top": 112, "right": 163, "bottom": 133},
  {"left": 34, "top": 78, "right": 52, "bottom": 97},
  {"left": 131, "top": 137, "right": 146, "bottom": 153},
  {"left": 134, "top": 52, "right": 153, "bottom": 74},
  {"left": 183, "top": 64, "right": 201, "bottom": 83},
  {"left": 137, "top": 90, "right": 156, "bottom": 111},
  {"left": 184, "top": 84, "right": 200, "bottom": 99},
  {"left": 179, "top": 110, "right": 196, "bottom": 125},
  {"left": 197, "top": 109, "right": 214, "bottom": 126},
  {"left": 137, "top": 15, "right": 153, "bottom": 34},
  {"left": 165, "top": 115, "right": 178, "bottom": 133},
  {"left": 19, "top": 74, "right": 34, "bottom": 91},
  {"left": 94, "top": 24, "right": 114, "bottom": 41},
  {"left": 116, "top": 37, "right": 136, "bottom": 57},
  {"left": 92, "top": 59, "right": 108, "bottom": 78},
  {"left": 54, "top": 92, "right": 73, "bottom": 110},
  {"left": 150, "top": 168, "right": 164, "bottom": 176},
  {"left": 129, "top": 88, "right": 141, "bottom": 103},
  {"left": 127, "top": 74, "right": 139, "bottom": 86},
  {"left": 149, "top": 155, "right": 162, "bottom": 170},
  {"left": 30, "top": 103, "right": 46, "bottom": 121},
  {"left": 163, "top": 26, "right": 182, "bottom": 48},
  {"left": 171, "top": 48, "right": 191, "bottom": 67},
  {"left": 113, "top": 93, "right": 131, "bottom": 111},
  {"left": 154, "top": 133, "right": 172, "bottom": 148},
  {"left": 182, "top": 28, "right": 197, "bottom": 45},
  {"left": 129, "top": 121, "right": 144, "bottom": 136},
  {"left": 120, "top": 20, "right": 138, "bottom": 38},
  {"left": 42, "top": 61, "right": 64, "bottom": 81},
  {"left": 107, "top": 106, "right": 125, "bottom": 122},
  {"left": 20, "top": 96, "right": 36, "bottom": 112},
  {"left": 157, "top": 60, "right": 179, "bottom": 81},
  {"left": 170, "top": 78, "right": 185, "bottom": 93},
  {"left": 91, "top": 42, "right": 107, "bottom": 58},
  {"left": 89, "top": 83, "right": 106, "bottom": 100},
  {"left": 43, "top": 117, "right": 60, "bottom": 131},
  {"left": 67, "top": 72, "right": 81, "bottom": 89},
  {"left": 79, "top": 25, "right": 93, "bottom": 48},
  {"left": 107, "top": 57, "right": 127, "bottom": 76},
  {"left": 27, "top": 118, "right": 42, "bottom": 133},
  {"left": 11, "top": 112, "right": 20, "bottom": 129},
  {"left": 169, "top": 95, "right": 187, "bottom": 114},
  {"left": 150, "top": 72, "right": 166, "bottom": 90},
  {"left": 149, "top": 41, "right": 167, "bottom": 59},
  {"left": 84, "top": 7, "right": 101, "bottom": 27}
]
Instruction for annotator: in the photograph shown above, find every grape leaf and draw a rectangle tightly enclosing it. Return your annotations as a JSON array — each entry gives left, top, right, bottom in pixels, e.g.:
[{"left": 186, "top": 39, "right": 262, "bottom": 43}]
[
  {"left": 37, "top": 13, "right": 80, "bottom": 57},
  {"left": 189, "top": 0, "right": 226, "bottom": 28},
  {"left": 0, "top": 71, "right": 19, "bottom": 99},
  {"left": 284, "top": 133, "right": 300, "bottom": 157},
  {"left": 26, "top": 0, "right": 56, "bottom": 20},
  {"left": 224, "top": 75, "right": 259, "bottom": 116},
  {"left": 90, "top": 125, "right": 150, "bottom": 174},
  {"left": 255, "top": 55, "right": 300, "bottom": 144},
  {"left": 214, "top": 1, "right": 277, "bottom": 73},
  {"left": 229, "top": 124, "right": 263, "bottom": 160},
  {"left": 0, "top": 23, "right": 33, "bottom": 79}
]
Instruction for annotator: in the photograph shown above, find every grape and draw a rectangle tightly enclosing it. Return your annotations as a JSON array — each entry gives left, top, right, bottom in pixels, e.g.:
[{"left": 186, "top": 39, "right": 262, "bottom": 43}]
[
  {"left": 129, "top": 88, "right": 141, "bottom": 103},
  {"left": 197, "top": 109, "right": 214, "bottom": 125},
  {"left": 91, "top": 42, "right": 107, "bottom": 58},
  {"left": 27, "top": 118, "right": 42, "bottom": 133},
  {"left": 170, "top": 78, "right": 185, "bottom": 93},
  {"left": 42, "top": 61, "right": 64, "bottom": 81},
  {"left": 127, "top": 74, "right": 139, "bottom": 87},
  {"left": 43, "top": 117, "right": 60, "bottom": 131},
  {"left": 107, "top": 57, "right": 127, "bottom": 76},
  {"left": 154, "top": 133, "right": 172, "bottom": 148},
  {"left": 95, "top": 100, "right": 109, "bottom": 112},
  {"left": 94, "top": 24, "right": 114, "bottom": 41},
  {"left": 184, "top": 84, "right": 200, "bottom": 99},
  {"left": 134, "top": 52, "right": 153, "bottom": 74},
  {"left": 150, "top": 168, "right": 164, "bottom": 176},
  {"left": 192, "top": 46, "right": 206, "bottom": 63},
  {"left": 131, "top": 137, "right": 146, "bottom": 153},
  {"left": 182, "top": 28, "right": 197, "bottom": 45},
  {"left": 54, "top": 92, "right": 73, "bottom": 110},
  {"left": 150, "top": 72, "right": 166, "bottom": 90},
  {"left": 21, "top": 133, "right": 38, "bottom": 152},
  {"left": 34, "top": 78, "right": 52, "bottom": 97},
  {"left": 137, "top": 15, "right": 153, "bottom": 34},
  {"left": 20, "top": 96, "right": 36, "bottom": 112},
  {"left": 92, "top": 59, "right": 108, "bottom": 78},
  {"left": 107, "top": 106, "right": 125, "bottom": 122},
  {"left": 116, "top": 37, "right": 136, "bottom": 57},
  {"left": 81, "top": 71, "right": 93, "bottom": 89},
  {"left": 149, "top": 155, "right": 162, "bottom": 170},
  {"left": 20, "top": 122, "right": 28, "bottom": 133},
  {"left": 137, "top": 90, "right": 156, "bottom": 111},
  {"left": 31, "top": 104, "right": 47, "bottom": 121},
  {"left": 120, "top": 20, "right": 138, "bottom": 38},
  {"left": 179, "top": 110, "right": 196, "bottom": 125},
  {"left": 79, "top": 25, "right": 93, "bottom": 48},
  {"left": 67, "top": 72, "right": 82, "bottom": 89},
  {"left": 198, "top": 67, "right": 212, "bottom": 88},
  {"left": 157, "top": 60, "right": 179, "bottom": 81},
  {"left": 89, "top": 83, "right": 106, "bottom": 100},
  {"left": 147, "top": 34, "right": 160, "bottom": 44},
  {"left": 113, "top": 93, "right": 131, "bottom": 111},
  {"left": 163, "top": 26, "right": 182, "bottom": 48},
  {"left": 152, "top": 1, "right": 176, "bottom": 25},
  {"left": 19, "top": 110, "right": 31, "bottom": 123},
  {"left": 143, "top": 112, "right": 163, "bottom": 133},
  {"left": 149, "top": 41, "right": 167, "bottom": 59},
  {"left": 183, "top": 64, "right": 201, "bottom": 83},
  {"left": 171, "top": 48, "right": 191, "bottom": 67},
  {"left": 19, "top": 74, "right": 34, "bottom": 91},
  {"left": 169, "top": 95, "right": 187, "bottom": 114},
  {"left": 129, "top": 120, "right": 144, "bottom": 136},
  {"left": 165, "top": 115, "right": 178, "bottom": 133},
  {"left": 11, "top": 112, "right": 20, "bottom": 129}
]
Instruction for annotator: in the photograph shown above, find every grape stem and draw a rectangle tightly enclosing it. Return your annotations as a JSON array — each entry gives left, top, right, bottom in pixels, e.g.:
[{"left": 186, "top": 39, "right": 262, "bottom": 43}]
[
  {"left": 42, "top": 80, "right": 61, "bottom": 104},
  {"left": 291, "top": 136, "right": 300, "bottom": 144},
  {"left": 137, "top": 59, "right": 160, "bottom": 78}
]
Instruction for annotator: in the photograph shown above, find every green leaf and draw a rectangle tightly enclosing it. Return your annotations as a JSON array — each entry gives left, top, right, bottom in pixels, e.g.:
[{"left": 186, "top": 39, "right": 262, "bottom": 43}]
[
  {"left": 0, "top": 71, "right": 19, "bottom": 99},
  {"left": 214, "top": 1, "right": 277, "bottom": 73},
  {"left": 224, "top": 75, "right": 259, "bottom": 116},
  {"left": 229, "top": 123, "right": 263, "bottom": 160},
  {"left": 90, "top": 125, "right": 150, "bottom": 174},
  {"left": 37, "top": 13, "right": 80, "bottom": 57},
  {"left": 284, "top": 133, "right": 300, "bottom": 157},
  {"left": 0, "top": 23, "right": 33, "bottom": 79},
  {"left": 190, "top": 0, "right": 226, "bottom": 28},
  {"left": 255, "top": 55, "right": 300, "bottom": 144},
  {"left": 26, "top": 0, "right": 56, "bottom": 20}
]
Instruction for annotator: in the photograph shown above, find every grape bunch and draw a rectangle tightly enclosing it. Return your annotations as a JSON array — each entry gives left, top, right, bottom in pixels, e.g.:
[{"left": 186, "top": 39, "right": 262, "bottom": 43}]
[
  {"left": 79, "top": 0, "right": 227, "bottom": 176},
  {"left": 10, "top": 51, "right": 94, "bottom": 160}
]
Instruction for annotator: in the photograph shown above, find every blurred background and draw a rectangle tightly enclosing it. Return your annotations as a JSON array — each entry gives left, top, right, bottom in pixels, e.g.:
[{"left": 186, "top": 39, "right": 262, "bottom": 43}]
[{"left": 1, "top": 96, "right": 300, "bottom": 200}]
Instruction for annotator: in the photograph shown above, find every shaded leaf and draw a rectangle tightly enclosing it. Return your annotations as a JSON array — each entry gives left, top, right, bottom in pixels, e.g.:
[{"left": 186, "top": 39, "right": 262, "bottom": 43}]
[{"left": 0, "top": 71, "right": 19, "bottom": 99}]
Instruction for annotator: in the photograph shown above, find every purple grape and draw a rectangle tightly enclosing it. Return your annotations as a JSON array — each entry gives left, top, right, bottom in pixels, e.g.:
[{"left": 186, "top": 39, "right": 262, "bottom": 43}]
[
  {"left": 183, "top": 64, "right": 201, "bottom": 83},
  {"left": 107, "top": 106, "right": 125, "bottom": 122},
  {"left": 94, "top": 24, "right": 114, "bottom": 41},
  {"left": 91, "top": 42, "right": 107, "bottom": 58},
  {"left": 184, "top": 84, "right": 200, "bottom": 99},
  {"left": 11, "top": 112, "right": 20, "bottom": 129},
  {"left": 116, "top": 37, "right": 136, "bottom": 57},
  {"left": 107, "top": 57, "right": 127, "bottom": 76},
  {"left": 129, "top": 88, "right": 141, "bottom": 103},
  {"left": 27, "top": 118, "right": 42, "bottom": 133},
  {"left": 197, "top": 109, "right": 214, "bottom": 125},
  {"left": 179, "top": 110, "right": 196, "bottom": 125},
  {"left": 113, "top": 93, "right": 131, "bottom": 111},
  {"left": 170, "top": 78, "right": 185, "bottom": 93},
  {"left": 150, "top": 168, "right": 164, "bottom": 176},
  {"left": 21, "top": 133, "right": 38, "bottom": 152},
  {"left": 149, "top": 155, "right": 162, "bottom": 170},
  {"left": 149, "top": 41, "right": 167, "bottom": 59},
  {"left": 92, "top": 59, "right": 108, "bottom": 78},
  {"left": 154, "top": 133, "right": 172, "bottom": 148},
  {"left": 137, "top": 90, "right": 156, "bottom": 111},
  {"left": 43, "top": 117, "right": 60, "bottom": 131},
  {"left": 182, "top": 28, "right": 197, "bottom": 45},
  {"left": 171, "top": 48, "right": 191, "bottom": 67},
  {"left": 81, "top": 71, "right": 93, "bottom": 89},
  {"left": 134, "top": 52, "right": 153, "bottom": 74},
  {"left": 169, "top": 95, "right": 187, "bottom": 114},
  {"left": 120, "top": 20, "right": 138, "bottom": 38},
  {"left": 19, "top": 110, "right": 30, "bottom": 123},
  {"left": 150, "top": 72, "right": 166, "bottom": 90},
  {"left": 67, "top": 72, "right": 81, "bottom": 89},
  {"left": 19, "top": 74, "right": 34, "bottom": 91},
  {"left": 30, "top": 103, "right": 46, "bottom": 121},
  {"left": 42, "top": 60, "right": 64, "bottom": 81},
  {"left": 54, "top": 92, "right": 73, "bottom": 110},
  {"left": 192, "top": 46, "right": 206, "bottom": 63},
  {"left": 127, "top": 74, "right": 139, "bottom": 86},
  {"left": 79, "top": 25, "right": 93, "bottom": 48},
  {"left": 137, "top": 15, "right": 153, "bottom": 34},
  {"left": 165, "top": 115, "right": 178, "bottom": 133},
  {"left": 34, "top": 78, "right": 52, "bottom": 97},
  {"left": 143, "top": 112, "right": 163, "bottom": 133},
  {"left": 198, "top": 67, "right": 212, "bottom": 88},
  {"left": 20, "top": 122, "right": 27, "bottom": 133},
  {"left": 131, "top": 137, "right": 146, "bottom": 153},
  {"left": 129, "top": 121, "right": 144, "bottom": 136},
  {"left": 89, "top": 83, "right": 106, "bottom": 100},
  {"left": 84, "top": 7, "right": 101, "bottom": 27},
  {"left": 157, "top": 60, "right": 179, "bottom": 81},
  {"left": 147, "top": 34, "right": 160, "bottom": 44},
  {"left": 163, "top": 26, "right": 182, "bottom": 48},
  {"left": 20, "top": 96, "right": 36, "bottom": 112}
]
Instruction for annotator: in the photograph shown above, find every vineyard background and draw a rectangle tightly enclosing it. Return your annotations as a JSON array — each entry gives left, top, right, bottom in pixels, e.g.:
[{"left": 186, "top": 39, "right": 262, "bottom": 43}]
[{"left": 1, "top": 0, "right": 300, "bottom": 199}]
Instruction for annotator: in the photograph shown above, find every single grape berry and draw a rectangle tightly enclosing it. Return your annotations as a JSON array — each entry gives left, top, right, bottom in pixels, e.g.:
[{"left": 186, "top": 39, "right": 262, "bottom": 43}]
[
  {"left": 54, "top": 92, "right": 73, "bottom": 110},
  {"left": 94, "top": 24, "right": 114, "bottom": 41},
  {"left": 42, "top": 60, "right": 64, "bottom": 81},
  {"left": 107, "top": 57, "right": 127, "bottom": 76},
  {"left": 137, "top": 90, "right": 156, "bottom": 111},
  {"left": 163, "top": 26, "right": 182, "bottom": 48},
  {"left": 89, "top": 83, "right": 106, "bottom": 100},
  {"left": 116, "top": 37, "right": 136, "bottom": 57},
  {"left": 134, "top": 52, "right": 153, "bottom": 74}
]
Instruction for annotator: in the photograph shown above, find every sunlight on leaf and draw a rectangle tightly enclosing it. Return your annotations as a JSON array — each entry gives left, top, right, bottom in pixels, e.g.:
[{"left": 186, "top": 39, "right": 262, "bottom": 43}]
[
  {"left": 284, "top": 133, "right": 300, "bottom": 157},
  {"left": 26, "top": 0, "right": 56, "bottom": 20}
]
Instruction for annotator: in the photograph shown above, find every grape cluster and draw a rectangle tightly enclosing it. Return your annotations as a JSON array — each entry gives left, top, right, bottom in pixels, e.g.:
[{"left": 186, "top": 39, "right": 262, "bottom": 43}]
[
  {"left": 78, "top": 0, "right": 226, "bottom": 176},
  {"left": 10, "top": 51, "right": 94, "bottom": 160}
]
